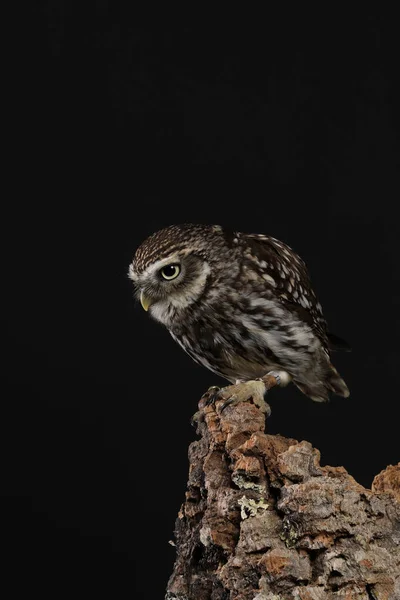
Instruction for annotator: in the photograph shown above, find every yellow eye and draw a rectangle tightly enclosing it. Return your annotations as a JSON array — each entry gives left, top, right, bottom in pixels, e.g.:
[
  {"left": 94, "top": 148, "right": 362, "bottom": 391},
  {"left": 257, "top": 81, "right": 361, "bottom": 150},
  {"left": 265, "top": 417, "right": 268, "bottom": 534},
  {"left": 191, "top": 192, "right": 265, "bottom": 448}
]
[{"left": 160, "top": 264, "right": 181, "bottom": 280}]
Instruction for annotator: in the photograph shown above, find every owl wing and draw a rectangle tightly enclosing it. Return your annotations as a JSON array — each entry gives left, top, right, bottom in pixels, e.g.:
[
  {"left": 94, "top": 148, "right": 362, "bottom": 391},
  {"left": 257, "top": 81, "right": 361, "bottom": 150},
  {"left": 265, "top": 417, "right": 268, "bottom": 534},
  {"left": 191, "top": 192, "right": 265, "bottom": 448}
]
[{"left": 240, "top": 233, "right": 330, "bottom": 347}]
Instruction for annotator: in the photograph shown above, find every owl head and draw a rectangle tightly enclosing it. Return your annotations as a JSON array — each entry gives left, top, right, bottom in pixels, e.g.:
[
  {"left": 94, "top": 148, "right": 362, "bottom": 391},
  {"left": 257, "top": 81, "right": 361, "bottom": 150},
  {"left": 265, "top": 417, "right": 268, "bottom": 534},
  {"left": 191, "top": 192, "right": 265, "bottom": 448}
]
[{"left": 128, "top": 224, "right": 232, "bottom": 325}]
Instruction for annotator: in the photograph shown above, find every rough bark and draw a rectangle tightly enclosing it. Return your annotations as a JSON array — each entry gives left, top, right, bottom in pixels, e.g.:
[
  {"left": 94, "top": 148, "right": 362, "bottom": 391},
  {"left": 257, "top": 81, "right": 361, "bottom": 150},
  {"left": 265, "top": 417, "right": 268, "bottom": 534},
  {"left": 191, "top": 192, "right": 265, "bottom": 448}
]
[{"left": 165, "top": 393, "right": 400, "bottom": 600}]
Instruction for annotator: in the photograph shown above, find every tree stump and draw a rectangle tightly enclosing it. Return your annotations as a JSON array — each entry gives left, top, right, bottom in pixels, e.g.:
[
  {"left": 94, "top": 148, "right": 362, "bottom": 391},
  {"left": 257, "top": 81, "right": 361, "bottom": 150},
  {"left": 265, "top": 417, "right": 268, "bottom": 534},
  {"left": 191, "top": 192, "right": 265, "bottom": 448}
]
[{"left": 165, "top": 393, "right": 400, "bottom": 600}]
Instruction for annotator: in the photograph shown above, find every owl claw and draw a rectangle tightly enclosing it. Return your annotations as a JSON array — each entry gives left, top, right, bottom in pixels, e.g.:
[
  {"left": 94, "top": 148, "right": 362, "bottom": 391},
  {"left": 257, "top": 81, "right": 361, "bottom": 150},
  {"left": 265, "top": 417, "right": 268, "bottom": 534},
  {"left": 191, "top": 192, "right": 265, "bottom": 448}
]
[{"left": 201, "top": 386, "right": 221, "bottom": 406}]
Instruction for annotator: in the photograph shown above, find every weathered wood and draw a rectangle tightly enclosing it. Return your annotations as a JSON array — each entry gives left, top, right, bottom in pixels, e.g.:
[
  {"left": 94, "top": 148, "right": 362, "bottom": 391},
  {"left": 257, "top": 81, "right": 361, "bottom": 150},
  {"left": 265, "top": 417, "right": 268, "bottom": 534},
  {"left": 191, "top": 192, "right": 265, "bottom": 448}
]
[{"left": 166, "top": 393, "right": 400, "bottom": 600}]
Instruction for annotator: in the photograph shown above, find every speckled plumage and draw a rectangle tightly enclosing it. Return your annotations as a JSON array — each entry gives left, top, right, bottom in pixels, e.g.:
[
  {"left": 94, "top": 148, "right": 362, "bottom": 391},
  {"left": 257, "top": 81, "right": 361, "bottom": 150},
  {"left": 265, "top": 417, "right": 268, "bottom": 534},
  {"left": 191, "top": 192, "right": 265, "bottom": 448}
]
[{"left": 129, "top": 224, "right": 349, "bottom": 403}]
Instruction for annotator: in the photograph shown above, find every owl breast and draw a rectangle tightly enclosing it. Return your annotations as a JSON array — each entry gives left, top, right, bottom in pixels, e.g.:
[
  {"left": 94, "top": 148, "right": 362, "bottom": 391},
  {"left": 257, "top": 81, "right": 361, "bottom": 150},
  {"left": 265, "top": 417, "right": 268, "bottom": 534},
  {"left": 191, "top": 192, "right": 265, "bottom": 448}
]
[{"left": 168, "top": 291, "right": 319, "bottom": 383}]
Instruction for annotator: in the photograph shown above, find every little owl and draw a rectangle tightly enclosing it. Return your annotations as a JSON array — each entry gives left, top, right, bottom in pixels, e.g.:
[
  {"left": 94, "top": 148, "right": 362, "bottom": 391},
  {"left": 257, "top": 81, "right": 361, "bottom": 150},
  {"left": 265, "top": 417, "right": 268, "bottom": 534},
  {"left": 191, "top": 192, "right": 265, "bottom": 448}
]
[{"left": 128, "top": 224, "right": 349, "bottom": 414}]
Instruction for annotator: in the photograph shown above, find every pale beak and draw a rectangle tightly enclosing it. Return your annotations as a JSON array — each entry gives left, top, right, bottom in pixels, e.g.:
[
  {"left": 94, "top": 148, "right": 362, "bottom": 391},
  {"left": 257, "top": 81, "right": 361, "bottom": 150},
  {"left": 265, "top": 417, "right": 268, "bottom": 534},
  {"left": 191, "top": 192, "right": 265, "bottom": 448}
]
[{"left": 140, "top": 290, "right": 152, "bottom": 312}]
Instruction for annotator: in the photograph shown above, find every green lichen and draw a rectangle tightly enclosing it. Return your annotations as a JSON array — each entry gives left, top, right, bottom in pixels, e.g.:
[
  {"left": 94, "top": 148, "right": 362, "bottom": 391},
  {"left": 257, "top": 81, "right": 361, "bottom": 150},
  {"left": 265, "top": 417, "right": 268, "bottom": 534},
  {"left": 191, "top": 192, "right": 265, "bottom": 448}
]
[
  {"left": 280, "top": 516, "right": 300, "bottom": 548},
  {"left": 238, "top": 495, "right": 269, "bottom": 520},
  {"left": 232, "top": 472, "right": 265, "bottom": 493}
]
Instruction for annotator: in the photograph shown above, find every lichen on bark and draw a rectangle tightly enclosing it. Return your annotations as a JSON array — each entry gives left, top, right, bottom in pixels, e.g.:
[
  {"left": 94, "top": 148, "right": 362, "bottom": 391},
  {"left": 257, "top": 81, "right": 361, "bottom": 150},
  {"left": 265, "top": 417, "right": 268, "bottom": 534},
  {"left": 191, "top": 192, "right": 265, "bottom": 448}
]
[{"left": 166, "top": 393, "right": 400, "bottom": 600}]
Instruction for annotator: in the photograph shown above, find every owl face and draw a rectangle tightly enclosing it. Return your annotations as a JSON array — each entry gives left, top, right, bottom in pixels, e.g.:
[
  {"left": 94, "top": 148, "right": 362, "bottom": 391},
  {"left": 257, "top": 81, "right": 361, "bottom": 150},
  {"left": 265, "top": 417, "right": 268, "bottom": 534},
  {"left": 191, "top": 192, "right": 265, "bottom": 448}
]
[{"left": 129, "top": 226, "right": 217, "bottom": 325}]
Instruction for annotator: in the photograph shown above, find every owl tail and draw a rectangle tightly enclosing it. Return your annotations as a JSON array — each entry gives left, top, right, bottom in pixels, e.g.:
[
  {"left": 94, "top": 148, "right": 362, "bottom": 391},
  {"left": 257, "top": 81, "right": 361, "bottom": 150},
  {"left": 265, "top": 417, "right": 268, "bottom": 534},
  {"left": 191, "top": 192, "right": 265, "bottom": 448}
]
[
  {"left": 325, "top": 364, "right": 350, "bottom": 399},
  {"left": 296, "top": 364, "right": 350, "bottom": 403}
]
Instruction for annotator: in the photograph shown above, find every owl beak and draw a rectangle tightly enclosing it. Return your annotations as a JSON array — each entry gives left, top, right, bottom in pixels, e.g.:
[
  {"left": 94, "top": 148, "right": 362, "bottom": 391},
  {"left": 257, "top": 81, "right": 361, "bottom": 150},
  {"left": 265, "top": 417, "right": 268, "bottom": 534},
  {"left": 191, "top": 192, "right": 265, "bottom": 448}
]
[{"left": 140, "top": 290, "right": 152, "bottom": 312}]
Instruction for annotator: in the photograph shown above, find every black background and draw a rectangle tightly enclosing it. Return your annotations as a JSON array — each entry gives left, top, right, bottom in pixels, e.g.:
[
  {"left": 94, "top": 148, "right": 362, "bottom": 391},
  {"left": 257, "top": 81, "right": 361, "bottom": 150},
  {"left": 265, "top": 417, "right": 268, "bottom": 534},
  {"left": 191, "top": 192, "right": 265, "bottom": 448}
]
[{"left": 3, "top": 7, "right": 400, "bottom": 597}]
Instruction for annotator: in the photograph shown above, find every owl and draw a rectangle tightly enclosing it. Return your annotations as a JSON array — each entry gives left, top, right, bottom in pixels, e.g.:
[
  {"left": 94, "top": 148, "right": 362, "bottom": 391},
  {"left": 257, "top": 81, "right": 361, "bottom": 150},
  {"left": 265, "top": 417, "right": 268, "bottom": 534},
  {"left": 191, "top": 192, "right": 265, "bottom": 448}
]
[{"left": 128, "top": 224, "right": 349, "bottom": 413}]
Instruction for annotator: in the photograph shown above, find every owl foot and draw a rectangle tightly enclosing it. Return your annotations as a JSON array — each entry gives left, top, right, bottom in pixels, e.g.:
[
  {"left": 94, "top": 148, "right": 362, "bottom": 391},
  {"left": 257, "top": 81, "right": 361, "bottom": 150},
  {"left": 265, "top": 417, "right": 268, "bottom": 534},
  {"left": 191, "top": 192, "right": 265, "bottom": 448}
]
[
  {"left": 201, "top": 372, "right": 285, "bottom": 415},
  {"left": 217, "top": 380, "right": 272, "bottom": 416}
]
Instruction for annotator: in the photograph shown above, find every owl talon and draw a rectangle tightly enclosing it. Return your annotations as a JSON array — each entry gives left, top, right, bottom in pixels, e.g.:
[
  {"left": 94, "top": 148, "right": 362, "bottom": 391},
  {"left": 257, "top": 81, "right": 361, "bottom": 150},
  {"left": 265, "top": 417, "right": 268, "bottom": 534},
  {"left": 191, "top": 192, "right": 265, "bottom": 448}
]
[
  {"left": 201, "top": 386, "right": 221, "bottom": 406},
  {"left": 219, "top": 395, "right": 237, "bottom": 413}
]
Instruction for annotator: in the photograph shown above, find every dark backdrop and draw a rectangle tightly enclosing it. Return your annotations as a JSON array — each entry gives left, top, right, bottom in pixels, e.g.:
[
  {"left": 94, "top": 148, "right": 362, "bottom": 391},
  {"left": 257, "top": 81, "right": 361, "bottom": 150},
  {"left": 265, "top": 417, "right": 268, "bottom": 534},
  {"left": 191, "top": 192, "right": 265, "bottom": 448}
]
[{"left": 3, "top": 7, "right": 399, "bottom": 598}]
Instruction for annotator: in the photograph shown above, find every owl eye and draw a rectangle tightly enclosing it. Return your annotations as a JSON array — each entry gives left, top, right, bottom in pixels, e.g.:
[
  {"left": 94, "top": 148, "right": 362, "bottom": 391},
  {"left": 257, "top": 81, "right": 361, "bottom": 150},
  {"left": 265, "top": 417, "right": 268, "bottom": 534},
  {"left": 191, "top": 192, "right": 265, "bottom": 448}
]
[{"left": 160, "top": 264, "right": 181, "bottom": 280}]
